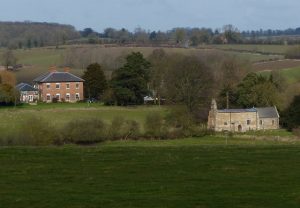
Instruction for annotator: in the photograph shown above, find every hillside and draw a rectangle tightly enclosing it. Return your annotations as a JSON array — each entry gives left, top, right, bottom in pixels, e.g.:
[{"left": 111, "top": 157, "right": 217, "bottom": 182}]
[{"left": 0, "top": 21, "right": 80, "bottom": 48}]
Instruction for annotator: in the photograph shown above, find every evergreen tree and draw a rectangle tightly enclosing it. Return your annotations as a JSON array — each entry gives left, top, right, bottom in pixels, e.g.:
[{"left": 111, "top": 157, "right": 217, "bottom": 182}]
[
  {"left": 110, "top": 52, "right": 151, "bottom": 105},
  {"left": 82, "top": 63, "right": 107, "bottom": 100}
]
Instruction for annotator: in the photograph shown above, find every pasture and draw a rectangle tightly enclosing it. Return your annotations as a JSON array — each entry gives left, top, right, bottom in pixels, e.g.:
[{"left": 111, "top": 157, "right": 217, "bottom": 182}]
[
  {"left": 1, "top": 138, "right": 300, "bottom": 207},
  {"left": 0, "top": 104, "right": 166, "bottom": 138},
  {"left": 200, "top": 44, "right": 292, "bottom": 54},
  {"left": 0, "top": 44, "right": 288, "bottom": 83}
]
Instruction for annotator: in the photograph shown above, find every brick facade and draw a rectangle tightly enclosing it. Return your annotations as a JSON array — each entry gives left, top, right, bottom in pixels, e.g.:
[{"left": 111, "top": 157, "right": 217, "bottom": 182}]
[
  {"left": 33, "top": 70, "right": 84, "bottom": 103},
  {"left": 37, "top": 82, "right": 84, "bottom": 103}
]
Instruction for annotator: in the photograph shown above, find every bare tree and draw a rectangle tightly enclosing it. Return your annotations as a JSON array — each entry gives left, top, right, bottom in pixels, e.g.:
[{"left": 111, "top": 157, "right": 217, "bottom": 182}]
[{"left": 2, "top": 49, "right": 17, "bottom": 70}]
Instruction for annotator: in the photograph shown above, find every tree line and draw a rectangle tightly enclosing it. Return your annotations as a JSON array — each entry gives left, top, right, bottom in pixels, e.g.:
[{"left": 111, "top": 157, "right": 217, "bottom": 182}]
[
  {"left": 2, "top": 21, "right": 300, "bottom": 49},
  {"left": 80, "top": 25, "right": 300, "bottom": 46},
  {"left": 0, "top": 21, "right": 80, "bottom": 49}
]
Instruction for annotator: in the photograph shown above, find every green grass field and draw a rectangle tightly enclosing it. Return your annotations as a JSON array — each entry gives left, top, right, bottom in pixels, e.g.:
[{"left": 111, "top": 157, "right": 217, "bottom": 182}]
[
  {"left": 0, "top": 104, "right": 166, "bottom": 138},
  {"left": 259, "top": 66, "right": 300, "bottom": 83},
  {"left": 1, "top": 137, "right": 300, "bottom": 207}
]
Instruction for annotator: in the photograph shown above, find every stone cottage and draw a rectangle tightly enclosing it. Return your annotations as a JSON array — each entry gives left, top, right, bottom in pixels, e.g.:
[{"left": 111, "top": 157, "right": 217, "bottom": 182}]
[{"left": 208, "top": 99, "right": 280, "bottom": 132}]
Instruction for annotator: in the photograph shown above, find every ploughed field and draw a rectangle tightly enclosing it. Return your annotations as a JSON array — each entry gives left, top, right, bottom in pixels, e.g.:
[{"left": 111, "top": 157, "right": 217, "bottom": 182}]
[{"left": 1, "top": 138, "right": 300, "bottom": 208}]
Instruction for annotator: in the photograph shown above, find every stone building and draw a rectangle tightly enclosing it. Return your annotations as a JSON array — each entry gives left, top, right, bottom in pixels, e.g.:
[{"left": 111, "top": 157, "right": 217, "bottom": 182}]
[{"left": 208, "top": 99, "right": 280, "bottom": 132}]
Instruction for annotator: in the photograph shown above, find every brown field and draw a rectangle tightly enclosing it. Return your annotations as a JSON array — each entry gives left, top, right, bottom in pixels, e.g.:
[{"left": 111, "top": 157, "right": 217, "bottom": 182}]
[{"left": 253, "top": 59, "right": 300, "bottom": 72}]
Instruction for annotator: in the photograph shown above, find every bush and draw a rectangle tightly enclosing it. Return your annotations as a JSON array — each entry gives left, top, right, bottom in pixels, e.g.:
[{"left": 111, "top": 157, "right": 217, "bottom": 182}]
[
  {"left": 108, "top": 116, "right": 141, "bottom": 140},
  {"left": 144, "top": 113, "right": 168, "bottom": 138},
  {"left": 285, "top": 46, "right": 300, "bottom": 59},
  {"left": 63, "top": 118, "right": 107, "bottom": 144},
  {"left": 17, "top": 116, "right": 59, "bottom": 146}
]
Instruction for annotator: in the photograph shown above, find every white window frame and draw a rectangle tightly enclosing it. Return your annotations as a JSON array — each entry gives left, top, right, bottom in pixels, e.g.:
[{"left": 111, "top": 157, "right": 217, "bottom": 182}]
[
  {"left": 56, "top": 83, "right": 61, "bottom": 89},
  {"left": 28, "top": 95, "right": 33, "bottom": 102},
  {"left": 46, "top": 93, "right": 51, "bottom": 101},
  {"left": 76, "top": 82, "right": 80, "bottom": 89},
  {"left": 56, "top": 93, "right": 60, "bottom": 100},
  {"left": 66, "top": 83, "right": 70, "bottom": 89},
  {"left": 46, "top": 83, "right": 50, "bottom": 89},
  {"left": 75, "top": 93, "right": 80, "bottom": 100},
  {"left": 66, "top": 93, "right": 70, "bottom": 101}
]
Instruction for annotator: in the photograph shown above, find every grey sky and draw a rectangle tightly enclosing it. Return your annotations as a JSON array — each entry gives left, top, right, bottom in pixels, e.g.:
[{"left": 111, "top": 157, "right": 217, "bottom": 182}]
[{"left": 0, "top": 0, "right": 299, "bottom": 31}]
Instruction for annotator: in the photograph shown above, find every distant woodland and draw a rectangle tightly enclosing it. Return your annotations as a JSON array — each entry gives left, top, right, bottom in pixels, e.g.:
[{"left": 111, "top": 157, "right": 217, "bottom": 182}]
[
  {"left": 0, "top": 21, "right": 80, "bottom": 48},
  {"left": 1, "top": 21, "right": 300, "bottom": 49}
]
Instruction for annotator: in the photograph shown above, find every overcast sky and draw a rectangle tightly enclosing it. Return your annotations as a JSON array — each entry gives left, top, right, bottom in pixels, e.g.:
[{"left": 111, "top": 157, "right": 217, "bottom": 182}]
[{"left": 0, "top": 0, "right": 299, "bottom": 31}]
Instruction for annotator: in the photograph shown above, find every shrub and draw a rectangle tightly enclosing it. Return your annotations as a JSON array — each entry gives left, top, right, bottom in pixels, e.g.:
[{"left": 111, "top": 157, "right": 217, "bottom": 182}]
[
  {"left": 63, "top": 118, "right": 107, "bottom": 144},
  {"left": 17, "top": 116, "right": 59, "bottom": 146},
  {"left": 108, "top": 116, "right": 141, "bottom": 140},
  {"left": 108, "top": 116, "right": 125, "bottom": 140},
  {"left": 144, "top": 113, "right": 168, "bottom": 138},
  {"left": 285, "top": 46, "right": 300, "bottom": 59}
]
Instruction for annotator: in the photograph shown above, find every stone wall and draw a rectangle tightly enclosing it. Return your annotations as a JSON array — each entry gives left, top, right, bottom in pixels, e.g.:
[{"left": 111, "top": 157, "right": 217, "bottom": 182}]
[
  {"left": 214, "top": 112, "right": 258, "bottom": 132},
  {"left": 258, "top": 118, "right": 280, "bottom": 130}
]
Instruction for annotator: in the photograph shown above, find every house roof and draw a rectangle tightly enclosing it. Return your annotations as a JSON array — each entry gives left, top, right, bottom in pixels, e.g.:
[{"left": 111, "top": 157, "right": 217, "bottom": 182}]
[
  {"left": 33, "top": 71, "right": 84, "bottom": 83},
  {"left": 218, "top": 106, "right": 279, "bottom": 118},
  {"left": 218, "top": 108, "right": 257, "bottom": 113},
  {"left": 256, "top": 107, "right": 280, "bottom": 118},
  {"left": 16, "top": 83, "right": 38, "bottom": 92}
]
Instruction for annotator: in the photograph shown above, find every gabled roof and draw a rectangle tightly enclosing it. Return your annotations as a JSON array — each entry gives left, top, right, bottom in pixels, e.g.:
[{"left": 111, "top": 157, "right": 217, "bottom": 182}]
[
  {"left": 33, "top": 71, "right": 84, "bottom": 83},
  {"left": 256, "top": 107, "right": 280, "bottom": 118},
  {"left": 16, "top": 83, "right": 38, "bottom": 92}
]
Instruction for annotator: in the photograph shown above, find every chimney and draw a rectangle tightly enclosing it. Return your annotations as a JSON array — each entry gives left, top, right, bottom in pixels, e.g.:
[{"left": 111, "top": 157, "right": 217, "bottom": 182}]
[
  {"left": 64, "top": 67, "right": 70, "bottom": 73},
  {"left": 49, "top": 66, "right": 57, "bottom": 72}
]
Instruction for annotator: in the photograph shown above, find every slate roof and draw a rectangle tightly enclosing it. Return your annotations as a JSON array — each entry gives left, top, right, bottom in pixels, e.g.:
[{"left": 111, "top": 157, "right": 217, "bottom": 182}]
[
  {"left": 218, "top": 106, "right": 279, "bottom": 118},
  {"left": 218, "top": 108, "right": 257, "bottom": 113},
  {"left": 256, "top": 107, "right": 280, "bottom": 118},
  {"left": 16, "top": 83, "right": 38, "bottom": 92},
  {"left": 33, "top": 71, "right": 84, "bottom": 83}
]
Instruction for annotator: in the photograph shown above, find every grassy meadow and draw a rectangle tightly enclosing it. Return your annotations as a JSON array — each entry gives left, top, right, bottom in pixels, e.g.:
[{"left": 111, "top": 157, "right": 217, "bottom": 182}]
[
  {"left": 1, "top": 137, "right": 300, "bottom": 207},
  {"left": 0, "top": 104, "right": 166, "bottom": 138},
  {"left": 0, "top": 44, "right": 290, "bottom": 84}
]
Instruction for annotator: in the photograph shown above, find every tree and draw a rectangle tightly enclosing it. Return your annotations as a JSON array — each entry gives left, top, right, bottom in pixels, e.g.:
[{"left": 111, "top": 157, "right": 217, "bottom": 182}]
[
  {"left": 218, "top": 57, "right": 248, "bottom": 108},
  {"left": 82, "top": 63, "right": 107, "bottom": 100},
  {"left": 236, "top": 73, "right": 279, "bottom": 107},
  {"left": 1, "top": 49, "right": 17, "bottom": 70},
  {"left": 0, "top": 71, "right": 16, "bottom": 86},
  {"left": 222, "top": 24, "right": 241, "bottom": 43},
  {"left": 164, "top": 54, "right": 214, "bottom": 113},
  {"left": 281, "top": 95, "right": 300, "bottom": 130},
  {"left": 0, "top": 71, "right": 18, "bottom": 106},
  {"left": 110, "top": 52, "right": 151, "bottom": 105},
  {"left": 148, "top": 49, "right": 167, "bottom": 105}
]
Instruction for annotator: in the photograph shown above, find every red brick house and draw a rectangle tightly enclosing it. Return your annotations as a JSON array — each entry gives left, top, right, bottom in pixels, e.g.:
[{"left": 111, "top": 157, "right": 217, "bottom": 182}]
[{"left": 33, "top": 69, "right": 84, "bottom": 103}]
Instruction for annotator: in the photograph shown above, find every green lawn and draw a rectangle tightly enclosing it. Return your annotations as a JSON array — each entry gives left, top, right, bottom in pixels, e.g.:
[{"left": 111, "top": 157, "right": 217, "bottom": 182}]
[
  {"left": 1, "top": 137, "right": 300, "bottom": 207},
  {"left": 259, "top": 66, "right": 300, "bottom": 84}
]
